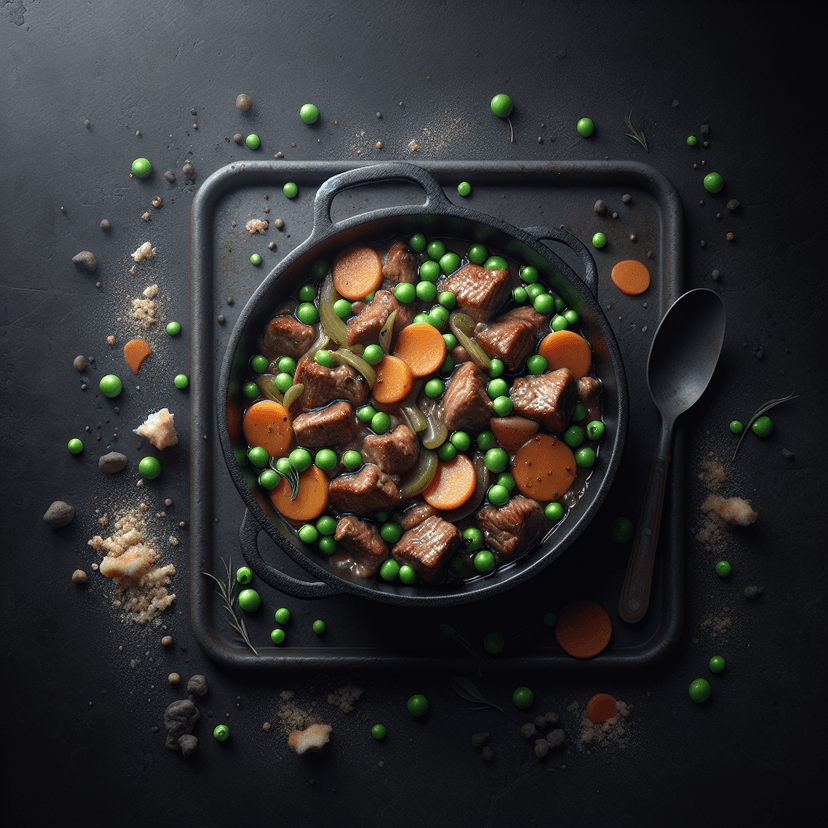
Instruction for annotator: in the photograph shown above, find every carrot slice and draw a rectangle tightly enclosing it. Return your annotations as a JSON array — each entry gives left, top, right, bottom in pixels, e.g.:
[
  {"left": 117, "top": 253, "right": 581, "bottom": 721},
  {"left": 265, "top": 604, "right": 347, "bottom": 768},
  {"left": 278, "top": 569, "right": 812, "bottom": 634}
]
[
  {"left": 537, "top": 330, "right": 592, "bottom": 379},
  {"left": 332, "top": 245, "right": 383, "bottom": 300},
  {"left": 555, "top": 600, "right": 612, "bottom": 659},
  {"left": 372, "top": 355, "right": 414, "bottom": 404},
  {"left": 586, "top": 693, "right": 618, "bottom": 724},
  {"left": 124, "top": 338, "right": 152, "bottom": 374},
  {"left": 423, "top": 453, "right": 477, "bottom": 511},
  {"left": 242, "top": 400, "right": 292, "bottom": 457},
  {"left": 393, "top": 322, "right": 448, "bottom": 378},
  {"left": 512, "top": 433, "right": 577, "bottom": 502},
  {"left": 611, "top": 259, "right": 650, "bottom": 296},
  {"left": 489, "top": 416, "right": 539, "bottom": 453},
  {"left": 269, "top": 465, "right": 329, "bottom": 522}
]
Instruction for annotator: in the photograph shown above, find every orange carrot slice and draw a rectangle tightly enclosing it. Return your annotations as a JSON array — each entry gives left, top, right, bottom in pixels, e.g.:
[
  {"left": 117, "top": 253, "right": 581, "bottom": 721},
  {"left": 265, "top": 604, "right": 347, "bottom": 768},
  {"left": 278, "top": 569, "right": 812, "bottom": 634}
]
[
  {"left": 393, "top": 322, "right": 448, "bottom": 378},
  {"left": 270, "top": 465, "right": 329, "bottom": 522},
  {"left": 586, "top": 693, "right": 618, "bottom": 724},
  {"left": 611, "top": 259, "right": 650, "bottom": 296},
  {"left": 423, "top": 453, "right": 477, "bottom": 511},
  {"left": 332, "top": 245, "right": 383, "bottom": 300},
  {"left": 512, "top": 433, "right": 577, "bottom": 502},
  {"left": 242, "top": 400, "right": 292, "bottom": 457},
  {"left": 554, "top": 600, "right": 612, "bottom": 659},
  {"left": 124, "top": 338, "right": 152, "bottom": 374},
  {"left": 489, "top": 416, "right": 539, "bottom": 453},
  {"left": 537, "top": 330, "right": 593, "bottom": 379},
  {"left": 372, "top": 355, "right": 414, "bottom": 404}
]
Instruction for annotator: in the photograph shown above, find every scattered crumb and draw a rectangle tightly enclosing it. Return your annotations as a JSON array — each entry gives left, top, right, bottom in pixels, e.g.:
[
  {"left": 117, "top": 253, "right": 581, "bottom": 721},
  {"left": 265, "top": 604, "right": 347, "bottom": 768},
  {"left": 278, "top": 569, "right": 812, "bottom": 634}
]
[
  {"left": 131, "top": 242, "right": 157, "bottom": 262},
  {"left": 327, "top": 685, "right": 363, "bottom": 713},
  {"left": 700, "top": 609, "right": 733, "bottom": 639},
  {"left": 134, "top": 408, "right": 178, "bottom": 450},
  {"left": 132, "top": 284, "right": 160, "bottom": 327},
  {"left": 246, "top": 218, "right": 268, "bottom": 234},
  {"left": 288, "top": 723, "right": 332, "bottom": 755},
  {"left": 572, "top": 699, "right": 633, "bottom": 749}
]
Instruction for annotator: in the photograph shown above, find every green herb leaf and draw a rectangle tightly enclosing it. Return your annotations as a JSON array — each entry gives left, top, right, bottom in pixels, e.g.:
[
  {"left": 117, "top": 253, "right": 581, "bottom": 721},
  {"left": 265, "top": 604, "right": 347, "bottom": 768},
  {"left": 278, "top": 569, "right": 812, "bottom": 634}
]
[
  {"left": 733, "top": 392, "right": 798, "bottom": 460},
  {"left": 451, "top": 676, "right": 505, "bottom": 714},
  {"left": 203, "top": 558, "right": 259, "bottom": 655}
]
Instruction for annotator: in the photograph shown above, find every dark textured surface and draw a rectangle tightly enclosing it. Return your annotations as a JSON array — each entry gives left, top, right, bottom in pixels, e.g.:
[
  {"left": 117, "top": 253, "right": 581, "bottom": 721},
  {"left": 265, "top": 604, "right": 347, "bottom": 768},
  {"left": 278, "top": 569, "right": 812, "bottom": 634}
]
[{"left": 2, "top": 3, "right": 826, "bottom": 827}]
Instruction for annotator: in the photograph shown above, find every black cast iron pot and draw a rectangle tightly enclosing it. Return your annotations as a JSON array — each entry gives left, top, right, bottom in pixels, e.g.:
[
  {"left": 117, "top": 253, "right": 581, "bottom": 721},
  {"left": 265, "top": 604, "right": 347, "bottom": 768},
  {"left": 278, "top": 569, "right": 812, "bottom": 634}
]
[{"left": 218, "top": 162, "right": 628, "bottom": 606}]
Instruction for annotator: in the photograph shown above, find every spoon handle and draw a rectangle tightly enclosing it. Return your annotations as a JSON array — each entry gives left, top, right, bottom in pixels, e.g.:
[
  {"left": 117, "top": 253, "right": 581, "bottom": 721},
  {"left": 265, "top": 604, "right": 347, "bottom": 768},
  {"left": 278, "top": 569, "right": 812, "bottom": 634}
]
[{"left": 618, "top": 447, "right": 672, "bottom": 623}]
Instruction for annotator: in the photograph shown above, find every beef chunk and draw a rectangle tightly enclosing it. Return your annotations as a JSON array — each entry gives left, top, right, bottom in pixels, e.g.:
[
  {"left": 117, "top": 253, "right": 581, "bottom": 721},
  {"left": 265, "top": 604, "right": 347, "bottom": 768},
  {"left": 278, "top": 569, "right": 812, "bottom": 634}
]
[
  {"left": 442, "top": 361, "right": 494, "bottom": 433},
  {"left": 295, "top": 356, "right": 371, "bottom": 410},
  {"left": 476, "top": 496, "right": 546, "bottom": 557},
  {"left": 382, "top": 241, "right": 419, "bottom": 286},
  {"left": 259, "top": 315, "right": 316, "bottom": 361},
  {"left": 329, "top": 464, "right": 402, "bottom": 513},
  {"left": 477, "top": 307, "right": 548, "bottom": 372},
  {"left": 577, "top": 376, "right": 602, "bottom": 406},
  {"left": 362, "top": 424, "right": 420, "bottom": 476},
  {"left": 391, "top": 516, "right": 462, "bottom": 583},
  {"left": 334, "top": 515, "right": 388, "bottom": 576},
  {"left": 292, "top": 401, "right": 360, "bottom": 448},
  {"left": 511, "top": 368, "right": 578, "bottom": 433},
  {"left": 442, "top": 263, "right": 512, "bottom": 323},
  {"left": 397, "top": 502, "right": 437, "bottom": 531},
  {"left": 347, "top": 290, "right": 397, "bottom": 348}
]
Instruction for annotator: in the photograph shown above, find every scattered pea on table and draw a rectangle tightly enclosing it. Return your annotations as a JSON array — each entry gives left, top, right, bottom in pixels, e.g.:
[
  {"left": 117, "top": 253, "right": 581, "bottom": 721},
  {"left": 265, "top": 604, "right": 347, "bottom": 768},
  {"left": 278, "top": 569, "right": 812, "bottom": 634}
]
[
  {"left": 213, "top": 724, "right": 230, "bottom": 742},
  {"left": 371, "top": 724, "right": 387, "bottom": 740},
  {"left": 174, "top": 374, "right": 189, "bottom": 389},
  {"left": 131, "top": 157, "right": 152, "bottom": 178},
  {"left": 138, "top": 456, "right": 161, "bottom": 480},
  {"left": 576, "top": 117, "right": 595, "bottom": 137},
  {"left": 237, "top": 588, "right": 261, "bottom": 612},
  {"left": 250, "top": 253, "right": 262, "bottom": 266},
  {"left": 166, "top": 321, "right": 182, "bottom": 336},
  {"left": 715, "top": 560, "right": 732, "bottom": 578},
  {"left": 689, "top": 678, "right": 712, "bottom": 703},
  {"left": 709, "top": 655, "right": 727, "bottom": 674},
  {"left": 729, "top": 420, "right": 744, "bottom": 434},
  {"left": 274, "top": 607, "right": 291, "bottom": 625},
  {"left": 752, "top": 416, "right": 773, "bottom": 437},
  {"left": 245, "top": 134, "right": 261, "bottom": 150},
  {"left": 283, "top": 182, "right": 299, "bottom": 199},
  {"left": 457, "top": 181, "right": 471, "bottom": 197},
  {"left": 236, "top": 566, "right": 253, "bottom": 585},
  {"left": 512, "top": 686, "right": 535, "bottom": 709},
  {"left": 312, "top": 619, "right": 326, "bottom": 634},
  {"left": 99, "top": 374, "right": 123, "bottom": 399},
  {"left": 490, "top": 94, "right": 513, "bottom": 118},
  {"left": 270, "top": 629, "right": 286, "bottom": 645},
  {"left": 407, "top": 694, "right": 429, "bottom": 717},
  {"left": 67, "top": 438, "right": 84, "bottom": 455},
  {"left": 300, "top": 103, "right": 320, "bottom": 124},
  {"left": 592, "top": 232, "right": 608, "bottom": 249},
  {"left": 703, "top": 172, "right": 725, "bottom": 193}
]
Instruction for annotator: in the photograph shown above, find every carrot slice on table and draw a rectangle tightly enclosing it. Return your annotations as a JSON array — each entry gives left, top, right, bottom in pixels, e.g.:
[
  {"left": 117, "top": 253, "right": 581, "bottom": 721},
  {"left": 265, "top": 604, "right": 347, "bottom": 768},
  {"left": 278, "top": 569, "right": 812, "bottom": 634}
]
[
  {"left": 242, "top": 400, "right": 292, "bottom": 457},
  {"left": 423, "top": 453, "right": 477, "bottom": 511},
  {"left": 124, "top": 338, "right": 153, "bottom": 374},
  {"left": 610, "top": 259, "right": 650, "bottom": 296},
  {"left": 554, "top": 600, "right": 612, "bottom": 659},
  {"left": 393, "top": 322, "right": 448, "bottom": 378},
  {"left": 537, "top": 330, "right": 592, "bottom": 379},
  {"left": 512, "top": 433, "right": 577, "bottom": 502},
  {"left": 372, "top": 355, "right": 414, "bottom": 404},
  {"left": 332, "top": 245, "right": 383, "bottom": 300},
  {"left": 586, "top": 693, "right": 618, "bottom": 724},
  {"left": 269, "top": 464, "right": 329, "bottom": 522},
  {"left": 489, "top": 416, "right": 539, "bottom": 453}
]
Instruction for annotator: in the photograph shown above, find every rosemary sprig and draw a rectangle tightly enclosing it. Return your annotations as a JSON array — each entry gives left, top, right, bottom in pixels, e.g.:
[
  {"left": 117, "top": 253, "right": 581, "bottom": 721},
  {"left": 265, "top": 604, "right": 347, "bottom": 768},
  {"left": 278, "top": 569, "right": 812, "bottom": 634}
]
[
  {"left": 624, "top": 112, "right": 649, "bottom": 153},
  {"left": 451, "top": 676, "right": 505, "bottom": 714},
  {"left": 203, "top": 558, "right": 259, "bottom": 655},
  {"left": 274, "top": 463, "right": 301, "bottom": 500},
  {"left": 732, "top": 392, "right": 798, "bottom": 460}
]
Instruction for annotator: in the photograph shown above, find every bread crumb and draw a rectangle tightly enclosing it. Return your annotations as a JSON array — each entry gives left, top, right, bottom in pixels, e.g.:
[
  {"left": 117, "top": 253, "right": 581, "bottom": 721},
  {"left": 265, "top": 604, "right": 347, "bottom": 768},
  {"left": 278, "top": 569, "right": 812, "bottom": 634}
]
[
  {"left": 131, "top": 241, "right": 157, "bottom": 262},
  {"left": 135, "top": 408, "right": 178, "bottom": 450},
  {"left": 246, "top": 218, "right": 268, "bottom": 234},
  {"left": 288, "top": 723, "right": 332, "bottom": 755}
]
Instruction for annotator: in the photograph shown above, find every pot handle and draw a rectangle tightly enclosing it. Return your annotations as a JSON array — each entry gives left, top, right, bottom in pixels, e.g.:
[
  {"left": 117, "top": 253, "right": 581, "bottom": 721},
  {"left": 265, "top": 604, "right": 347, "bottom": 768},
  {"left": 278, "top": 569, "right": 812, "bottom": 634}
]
[
  {"left": 238, "top": 510, "right": 342, "bottom": 600},
  {"left": 523, "top": 225, "right": 599, "bottom": 297},
  {"left": 312, "top": 162, "right": 450, "bottom": 234}
]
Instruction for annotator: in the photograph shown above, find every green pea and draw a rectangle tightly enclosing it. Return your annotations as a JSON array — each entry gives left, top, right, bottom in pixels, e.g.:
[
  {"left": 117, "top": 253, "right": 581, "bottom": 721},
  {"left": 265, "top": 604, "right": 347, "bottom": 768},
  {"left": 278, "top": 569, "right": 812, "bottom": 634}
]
[
  {"left": 488, "top": 484, "right": 509, "bottom": 506},
  {"left": 575, "top": 447, "right": 596, "bottom": 468},
  {"left": 166, "top": 321, "right": 181, "bottom": 336},
  {"left": 399, "top": 564, "right": 417, "bottom": 584},
  {"left": 363, "top": 344, "right": 384, "bottom": 365},
  {"left": 543, "top": 612, "right": 557, "bottom": 627},
  {"left": 437, "top": 441, "right": 456, "bottom": 462},
  {"left": 439, "top": 354, "right": 454, "bottom": 375},
  {"left": 520, "top": 266, "right": 539, "bottom": 283},
  {"left": 409, "top": 233, "right": 427, "bottom": 253},
  {"left": 488, "top": 358, "right": 505, "bottom": 379},
  {"left": 709, "top": 655, "right": 726, "bottom": 674},
  {"left": 300, "top": 103, "right": 320, "bottom": 124},
  {"left": 213, "top": 724, "right": 231, "bottom": 741},
  {"left": 379, "top": 559, "right": 400, "bottom": 582},
  {"left": 467, "top": 244, "right": 488, "bottom": 264},
  {"left": 371, "top": 411, "right": 391, "bottom": 433},
  {"left": 298, "top": 282, "right": 316, "bottom": 302},
  {"left": 274, "top": 372, "right": 293, "bottom": 392},
  {"left": 512, "top": 286, "right": 528, "bottom": 304},
  {"left": 357, "top": 404, "right": 377, "bottom": 423},
  {"left": 250, "top": 252, "right": 262, "bottom": 265},
  {"left": 729, "top": 420, "right": 743, "bottom": 435},
  {"left": 419, "top": 260, "right": 441, "bottom": 282},
  {"left": 751, "top": 416, "right": 773, "bottom": 437},
  {"left": 554, "top": 297, "right": 567, "bottom": 312},
  {"left": 484, "top": 255, "right": 508, "bottom": 270},
  {"left": 477, "top": 431, "right": 497, "bottom": 451},
  {"left": 573, "top": 403, "right": 587, "bottom": 422},
  {"left": 270, "top": 629, "right": 286, "bottom": 645},
  {"left": 238, "top": 588, "right": 261, "bottom": 612},
  {"left": 283, "top": 182, "right": 299, "bottom": 199},
  {"left": 416, "top": 280, "right": 437, "bottom": 302},
  {"left": 545, "top": 502, "right": 564, "bottom": 522},
  {"left": 277, "top": 356, "right": 297, "bottom": 374},
  {"left": 474, "top": 550, "right": 496, "bottom": 574},
  {"left": 289, "top": 447, "right": 312, "bottom": 472},
  {"left": 380, "top": 521, "right": 403, "bottom": 544},
  {"left": 342, "top": 450, "right": 363, "bottom": 471},
  {"left": 576, "top": 117, "right": 595, "bottom": 137},
  {"left": 139, "top": 456, "right": 161, "bottom": 479},
  {"left": 492, "top": 396, "right": 513, "bottom": 416},
  {"left": 457, "top": 181, "right": 471, "bottom": 197},
  {"left": 275, "top": 457, "right": 292, "bottom": 476},
  {"left": 512, "top": 686, "right": 534, "bottom": 709},
  {"left": 316, "top": 515, "right": 337, "bottom": 536},
  {"left": 296, "top": 302, "right": 319, "bottom": 324},
  {"left": 450, "top": 431, "right": 472, "bottom": 451},
  {"left": 688, "top": 678, "right": 712, "bottom": 703},
  {"left": 99, "top": 374, "right": 123, "bottom": 399},
  {"left": 439, "top": 252, "right": 461, "bottom": 274},
  {"left": 275, "top": 607, "right": 291, "bottom": 624},
  {"left": 484, "top": 447, "right": 508, "bottom": 474},
  {"left": 250, "top": 354, "right": 268, "bottom": 373},
  {"left": 592, "top": 232, "right": 607, "bottom": 249},
  {"left": 438, "top": 290, "right": 457, "bottom": 309},
  {"left": 311, "top": 260, "right": 328, "bottom": 280},
  {"left": 315, "top": 349, "right": 335, "bottom": 367},
  {"left": 715, "top": 560, "right": 732, "bottom": 578},
  {"left": 298, "top": 524, "right": 319, "bottom": 544},
  {"left": 425, "top": 240, "right": 446, "bottom": 261},
  {"left": 564, "top": 309, "right": 580, "bottom": 325},
  {"left": 424, "top": 378, "right": 445, "bottom": 399},
  {"left": 586, "top": 420, "right": 605, "bottom": 440},
  {"left": 443, "top": 332, "right": 458, "bottom": 350},
  {"left": 463, "top": 527, "right": 483, "bottom": 551},
  {"left": 551, "top": 314, "right": 568, "bottom": 332},
  {"left": 248, "top": 446, "right": 269, "bottom": 468},
  {"left": 333, "top": 298, "right": 353, "bottom": 318},
  {"left": 413, "top": 312, "right": 431, "bottom": 325},
  {"left": 407, "top": 694, "right": 429, "bottom": 717},
  {"left": 482, "top": 632, "right": 505, "bottom": 654},
  {"left": 245, "top": 134, "right": 261, "bottom": 149},
  {"left": 395, "top": 282, "right": 416, "bottom": 304},
  {"left": 564, "top": 425, "right": 585, "bottom": 448},
  {"left": 487, "top": 378, "right": 508, "bottom": 399},
  {"left": 703, "top": 172, "right": 725, "bottom": 194},
  {"left": 371, "top": 724, "right": 387, "bottom": 740},
  {"left": 525, "top": 282, "right": 545, "bottom": 300},
  {"left": 490, "top": 93, "right": 513, "bottom": 118},
  {"left": 526, "top": 355, "right": 548, "bottom": 375},
  {"left": 242, "top": 380, "right": 259, "bottom": 399},
  {"left": 312, "top": 619, "right": 326, "bottom": 635},
  {"left": 131, "top": 157, "right": 152, "bottom": 178},
  {"left": 318, "top": 537, "right": 337, "bottom": 555},
  {"left": 448, "top": 555, "right": 463, "bottom": 573},
  {"left": 496, "top": 472, "right": 516, "bottom": 491},
  {"left": 67, "top": 438, "right": 84, "bottom": 455},
  {"left": 311, "top": 450, "right": 336, "bottom": 473},
  {"left": 236, "top": 566, "right": 253, "bottom": 584},
  {"left": 258, "top": 469, "right": 280, "bottom": 490},
  {"left": 687, "top": 135, "right": 698, "bottom": 147}
]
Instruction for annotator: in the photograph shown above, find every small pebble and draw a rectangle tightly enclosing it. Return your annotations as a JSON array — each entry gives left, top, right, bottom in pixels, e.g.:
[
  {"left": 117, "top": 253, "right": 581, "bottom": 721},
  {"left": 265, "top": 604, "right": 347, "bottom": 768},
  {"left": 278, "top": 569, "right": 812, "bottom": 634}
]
[
  {"left": 236, "top": 94, "right": 252, "bottom": 111},
  {"left": 781, "top": 448, "right": 794, "bottom": 460},
  {"left": 234, "top": 133, "right": 243, "bottom": 144},
  {"left": 612, "top": 211, "right": 618, "bottom": 219},
  {"left": 544, "top": 711, "right": 560, "bottom": 726},
  {"left": 744, "top": 585, "right": 763, "bottom": 601},
  {"left": 480, "top": 746, "right": 495, "bottom": 762},
  {"left": 471, "top": 732, "right": 490, "bottom": 749},
  {"left": 622, "top": 193, "right": 632, "bottom": 203},
  {"left": 700, "top": 124, "right": 709, "bottom": 135},
  {"left": 168, "top": 673, "right": 181, "bottom": 685},
  {"left": 727, "top": 199, "right": 740, "bottom": 212},
  {"left": 755, "top": 347, "right": 764, "bottom": 360},
  {"left": 183, "top": 163, "right": 195, "bottom": 179},
  {"left": 100, "top": 219, "right": 111, "bottom": 231},
  {"left": 43, "top": 501, "right": 76, "bottom": 528},
  {"left": 73, "top": 355, "right": 87, "bottom": 372},
  {"left": 520, "top": 723, "right": 538, "bottom": 740},
  {"left": 629, "top": 234, "right": 637, "bottom": 242},
  {"left": 274, "top": 219, "right": 285, "bottom": 230},
  {"left": 72, "top": 570, "right": 88, "bottom": 584},
  {"left": 187, "top": 675, "right": 209, "bottom": 697},
  {"left": 226, "top": 296, "right": 234, "bottom": 305},
  {"left": 534, "top": 739, "right": 550, "bottom": 759},
  {"left": 152, "top": 196, "right": 162, "bottom": 208},
  {"left": 72, "top": 250, "right": 98, "bottom": 273},
  {"left": 646, "top": 250, "right": 654, "bottom": 260},
  {"left": 534, "top": 715, "right": 548, "bottom": 730},
  {"left": 593, "top": 199, "right": 607, "bottom": 215},
  {"left": 161, "top": 635, "right": 173, "bottom": 647},
  {"left": 142, "top": 211, "right": 151, "bottom": 221},
  {"left": 711, "top": 269, "right": 721, "bottom": 281},
  {"left": 164, "top": 171, "right": 176, "bottom": 183},
  {"left": 546, "top": 729, "right": 566, "bottom": 748},
  {"left": 217, "top": 314, "right": 226, "bottom": 324},
  {"left": 99, "top": 451, "right": 128, "bottom": 474},
  {"left": 726, "top": 232, "right": 735, "bottom": 242},
  {"left": 84, "top": 119, "right": 91, "bottom": 128}
]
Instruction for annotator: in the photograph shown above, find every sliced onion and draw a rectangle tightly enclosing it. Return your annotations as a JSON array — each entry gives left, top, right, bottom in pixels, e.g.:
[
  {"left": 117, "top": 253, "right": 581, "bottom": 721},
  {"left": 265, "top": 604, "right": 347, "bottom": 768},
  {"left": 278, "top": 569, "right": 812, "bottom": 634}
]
[
  {"left": 255, "top": 375, "right": 283, "bottom": 403},
  {"left": 378, "top": 308, "right": 398, "bottom": 354},
  {"left": 399, "top": 449, "right": 438, "bottom": 499},
  {"left": 449, "top": 311, "right": 491, "bottom": 370},
  {"left": 319, "top": 273, "right": 349, "bottom": 346},
  {"left": 281, "top": 383, "right": 304, "bottom": 411},
  {"left": 330, "top": 348, "right": 376, "bottom": 388}
]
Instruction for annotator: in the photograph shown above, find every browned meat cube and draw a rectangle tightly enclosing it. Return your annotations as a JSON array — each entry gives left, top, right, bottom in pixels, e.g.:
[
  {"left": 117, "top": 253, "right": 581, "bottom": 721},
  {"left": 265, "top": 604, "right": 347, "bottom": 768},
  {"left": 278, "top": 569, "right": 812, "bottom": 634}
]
[
  {"left": 294, "top": 356, "right": 371, "bottom": 410},
  {"left": 397, "top": 502, "right": 437, "bottom": 531},
  {"left": 362, "top": 424, "right": 420, "bottom": 476},
  {"left": 259, "top": 315, "right": 316, "bottom": 361},
  {"left": 347, "top": 290, "right": 397, "bottom": 348},
  {"left": 511, "top": 368, "right": 578, "bottom": 433},
  {"left": 577, "top": 376, "right": 602, "bottom": 406},
  {"left": 442, "top": 263, "right": 512, "bottom": 323},
  {"left": 334, "top": 515, "right": 388, "bottom": 576},
  {"left": 476, "top": 496, "right": 547, "bottom": 557},
  {"left": 292, "top": 401, "right": 360, "bottom": 448},
  {"left": 477, "top": 307, "right": 548, "bottom": 372},
  {"left": 382, "top": 241, "right": 419, "bottom": 286},
  {"left": 329, "top": 464, "right": 402, "bottom": 513},
  {"left": 391, "top": 516, "right": 462, "bottom": 583},
  {"left": 442, "top": 361, "right": 494, "bottom": 433}
]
